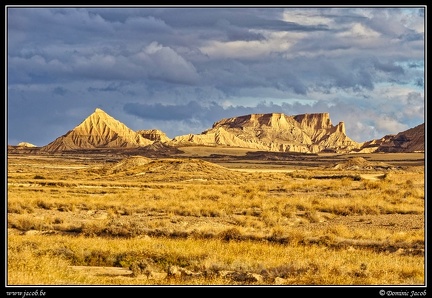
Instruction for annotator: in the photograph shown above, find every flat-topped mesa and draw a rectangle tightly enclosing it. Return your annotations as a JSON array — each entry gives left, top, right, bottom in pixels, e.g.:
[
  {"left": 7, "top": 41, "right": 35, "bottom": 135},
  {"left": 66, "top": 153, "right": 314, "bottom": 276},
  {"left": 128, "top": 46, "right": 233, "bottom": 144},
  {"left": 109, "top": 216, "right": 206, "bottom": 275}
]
[
  {"left": 259, "top": 113, "right": 291, "bottom": 129},
  {"left": 171, "top": 112, "right": 362, "bottom": 153},
  {"left": 216, "top": 112, "right": 335, "bottom": 132},
  {"left": 212, "top": 113, "right": 295, "bottom": 130},
  {"left": 293, "top": 113, "right": 332, "bottom": 131}
]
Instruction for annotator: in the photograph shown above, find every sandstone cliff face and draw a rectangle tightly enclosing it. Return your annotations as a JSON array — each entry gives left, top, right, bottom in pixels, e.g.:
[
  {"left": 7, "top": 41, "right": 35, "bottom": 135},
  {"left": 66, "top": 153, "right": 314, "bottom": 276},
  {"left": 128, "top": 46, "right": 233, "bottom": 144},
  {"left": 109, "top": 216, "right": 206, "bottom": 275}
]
[
  {"left": 137, "top": 129, "right": 171, "bottom": 143},
  {"left": 170, "top": 113, "right": 362, "bottom": 153},
  {"left": 41, "top": 108, "right": 153, "bottom": 152},
  {"left": 360, "top": 123, "right": 425, "bottom": 153}
]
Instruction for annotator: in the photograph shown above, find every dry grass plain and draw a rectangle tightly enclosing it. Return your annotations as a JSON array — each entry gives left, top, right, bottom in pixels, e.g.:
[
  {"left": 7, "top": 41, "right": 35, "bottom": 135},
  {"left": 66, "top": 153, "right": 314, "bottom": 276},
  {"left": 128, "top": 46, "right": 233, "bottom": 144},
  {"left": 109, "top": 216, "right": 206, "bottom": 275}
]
[{"left": 6, "top": 147, "right": 425, "bottom": 287}]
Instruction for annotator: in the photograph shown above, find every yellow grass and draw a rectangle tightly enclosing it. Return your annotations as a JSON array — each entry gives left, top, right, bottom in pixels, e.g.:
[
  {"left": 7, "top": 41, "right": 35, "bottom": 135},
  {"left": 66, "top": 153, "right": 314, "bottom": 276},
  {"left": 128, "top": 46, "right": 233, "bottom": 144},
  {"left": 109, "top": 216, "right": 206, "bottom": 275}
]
[{"left": 6, "top": 152, "right": 425, "bottom": 286}]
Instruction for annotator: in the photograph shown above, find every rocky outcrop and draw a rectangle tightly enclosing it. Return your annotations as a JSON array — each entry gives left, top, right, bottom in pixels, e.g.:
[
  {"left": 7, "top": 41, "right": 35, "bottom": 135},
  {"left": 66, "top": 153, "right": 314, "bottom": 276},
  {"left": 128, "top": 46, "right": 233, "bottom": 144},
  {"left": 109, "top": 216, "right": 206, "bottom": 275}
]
[
  {"left": 359, "top": 123, "right": 424, "bottom": 153},
  {"left": 170, "top": 113, "right": 361, "bottom": 153},
  {"left": 331, "top": 157, "right": 396, "bottom": 170},
  {"left": 137, "top": 129, "right": 171, "bottom": 142},
  {"left": 17, "top": 142, "right": 37, "bottom": 147},
  {"left": 7, "top": 144, "right": 41, "bottom": 154},
  {"left": 41, "top": 108, "right": 154, "bottom": 152}
]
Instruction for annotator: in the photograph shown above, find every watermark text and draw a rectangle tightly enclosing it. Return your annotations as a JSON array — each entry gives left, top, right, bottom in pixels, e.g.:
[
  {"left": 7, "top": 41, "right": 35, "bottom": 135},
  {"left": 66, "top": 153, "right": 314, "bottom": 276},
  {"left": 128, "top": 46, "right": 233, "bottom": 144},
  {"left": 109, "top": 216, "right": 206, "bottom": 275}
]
[
  {"left": 5, "top": 289, "right": 46, "bottom": 298},
  {"left": 379, "top": 290, "right": 426, "bottom": 297}
]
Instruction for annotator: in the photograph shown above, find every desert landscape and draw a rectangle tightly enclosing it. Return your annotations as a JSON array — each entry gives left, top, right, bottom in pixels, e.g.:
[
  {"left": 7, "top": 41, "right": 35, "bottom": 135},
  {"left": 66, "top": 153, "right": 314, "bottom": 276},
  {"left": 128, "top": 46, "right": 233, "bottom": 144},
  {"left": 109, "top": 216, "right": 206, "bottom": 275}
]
[{"left": 6, "top": 109, "right": 425, "bottom": 286}]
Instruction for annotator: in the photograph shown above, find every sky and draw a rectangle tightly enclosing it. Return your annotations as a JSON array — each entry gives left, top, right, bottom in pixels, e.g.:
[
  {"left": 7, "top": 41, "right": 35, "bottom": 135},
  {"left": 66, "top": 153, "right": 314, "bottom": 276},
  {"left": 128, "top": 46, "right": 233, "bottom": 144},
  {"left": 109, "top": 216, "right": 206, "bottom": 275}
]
[{"left": 6, "top": 5, "right": 425, "bottom": 147}]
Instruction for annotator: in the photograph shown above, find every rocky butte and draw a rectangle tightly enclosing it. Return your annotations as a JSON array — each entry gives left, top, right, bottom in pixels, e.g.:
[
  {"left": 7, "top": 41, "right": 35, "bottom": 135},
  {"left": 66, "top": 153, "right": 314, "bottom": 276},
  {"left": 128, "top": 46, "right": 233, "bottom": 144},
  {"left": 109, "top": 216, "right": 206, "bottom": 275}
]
[{"left": 169, "top": 112, "right": 362, "bottom": 153}]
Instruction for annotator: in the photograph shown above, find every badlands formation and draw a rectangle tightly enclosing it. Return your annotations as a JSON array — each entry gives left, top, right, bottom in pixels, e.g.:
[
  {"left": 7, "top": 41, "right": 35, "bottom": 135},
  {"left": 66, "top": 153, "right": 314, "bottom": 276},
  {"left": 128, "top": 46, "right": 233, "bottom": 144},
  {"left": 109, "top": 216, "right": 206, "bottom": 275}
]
[
  {"left": 360, "top": 122, "right": 425, "bottom": 153},
  {"left": 15, "top": 108, "right": 423, "bottom": 154},
  {"left": 170, "top": 112, "right": 359, "bottom": 153},
  {"left": 41, "top": 108, "right": 153, "bottom": 152}
]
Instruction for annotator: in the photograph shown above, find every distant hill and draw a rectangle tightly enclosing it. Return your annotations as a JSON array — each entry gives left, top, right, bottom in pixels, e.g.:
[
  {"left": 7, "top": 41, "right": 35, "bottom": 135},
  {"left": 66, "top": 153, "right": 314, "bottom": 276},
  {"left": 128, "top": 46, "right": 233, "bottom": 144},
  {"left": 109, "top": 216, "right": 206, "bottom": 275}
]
[
  {"left": 89, "top": 155, "right": 240, "bottom": 182},
  {"left": 17, "top": 142, "right": 37, "bottom": 147},
  {"left": 359, "top": 123, "right": 424, "bottom": 153}
]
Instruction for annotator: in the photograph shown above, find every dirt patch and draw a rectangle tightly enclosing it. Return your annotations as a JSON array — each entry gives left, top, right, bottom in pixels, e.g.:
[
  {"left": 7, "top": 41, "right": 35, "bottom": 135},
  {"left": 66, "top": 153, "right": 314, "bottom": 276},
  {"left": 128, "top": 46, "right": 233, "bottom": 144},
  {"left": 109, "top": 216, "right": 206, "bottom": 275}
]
[
  {"left": 359, "top": 173, "right": 386, "bottom": 181},
  {"left": 231, "top": 168, "right": 298, "bottom": 173},
  {"left": 306, "top": 214, "right": 424, "bottom": 232},
  {"left": 69, "top": 266, "right": 133, "bottom": 276},
  {"left": 331, "top": 156, "right": 395, "bottom": 170}
]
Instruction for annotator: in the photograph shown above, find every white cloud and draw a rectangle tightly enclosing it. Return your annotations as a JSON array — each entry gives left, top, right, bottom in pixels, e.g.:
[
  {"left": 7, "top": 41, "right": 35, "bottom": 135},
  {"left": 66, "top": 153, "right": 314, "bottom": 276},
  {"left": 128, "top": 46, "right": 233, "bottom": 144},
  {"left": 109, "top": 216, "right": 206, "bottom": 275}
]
[
  {"left": 375, "top": 116, "right": 409, "bottom": 135},
  {"left": 282, "top": 9, "right": 334, "bottom": 26},
  {"left": 136, "top": 42, "right": 199, "bottom": 84},
  {"left": 374, "top": 84, "right": 423, "bottom": 101},
  {"left": 199, "top": 22, "right": 308, "bottom": 60},
  {"left": 338, "top": 23, "right": 380, "bottom": 38},
  {"left": 144, "top": 41, "right": 163, "bottom": 54},
  {"left": 200, "top": 40, "right": 270, "bottom": 59}
]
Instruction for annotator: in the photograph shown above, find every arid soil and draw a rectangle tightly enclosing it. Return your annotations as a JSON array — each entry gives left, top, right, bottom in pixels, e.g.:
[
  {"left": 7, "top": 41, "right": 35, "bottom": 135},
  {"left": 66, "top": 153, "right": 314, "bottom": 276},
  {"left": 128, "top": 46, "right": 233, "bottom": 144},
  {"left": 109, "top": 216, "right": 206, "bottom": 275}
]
[{"left": 8, "top": 207, "right": 424, "bottom": 238}]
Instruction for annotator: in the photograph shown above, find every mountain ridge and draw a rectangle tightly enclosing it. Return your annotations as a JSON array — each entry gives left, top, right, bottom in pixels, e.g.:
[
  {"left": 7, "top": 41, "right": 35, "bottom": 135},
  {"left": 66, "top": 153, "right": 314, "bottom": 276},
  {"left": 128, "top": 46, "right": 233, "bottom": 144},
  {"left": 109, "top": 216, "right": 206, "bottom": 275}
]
[
  {"left": 15, "top": 108, "right": 423, "bottom": 154},
  {"left": 360, "top": 123, "right": 425, "bottom": 153}
]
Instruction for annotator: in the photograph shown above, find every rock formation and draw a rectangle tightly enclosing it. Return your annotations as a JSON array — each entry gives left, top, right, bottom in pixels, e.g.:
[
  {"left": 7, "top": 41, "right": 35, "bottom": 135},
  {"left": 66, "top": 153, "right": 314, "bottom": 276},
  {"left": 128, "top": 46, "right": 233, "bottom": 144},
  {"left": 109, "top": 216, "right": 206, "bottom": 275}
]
[
  {"left": 137, "top": 129, "right": 171, "bottom": 142},
  {"left": 34, "top": 108, "right": 424, "bottom": 154},
  {"left": 41, "top": 108, "right": 153, "bottom": 152},
  {"left": 359, "top": 123, "right": 425, "bottom": 153},
  {"left": 170, "top": 113, "right": 362, "bottom": 153},
  {"left": 332, "top": 156, "right": 395, "bottom": 170},
  {"left": 17, "top": 142, "right": 37, "bottom": 147},
  {"left": 96, "top": 156, "right": 239, "bottom": 181}
]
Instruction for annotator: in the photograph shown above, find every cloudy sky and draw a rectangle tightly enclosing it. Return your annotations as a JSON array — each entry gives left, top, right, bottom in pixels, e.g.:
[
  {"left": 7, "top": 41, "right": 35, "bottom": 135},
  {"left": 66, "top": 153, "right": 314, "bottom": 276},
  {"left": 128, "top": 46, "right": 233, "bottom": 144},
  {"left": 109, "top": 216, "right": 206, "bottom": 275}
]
[{"left": 6, "top": 6, "right": 425, "bottom": 147}]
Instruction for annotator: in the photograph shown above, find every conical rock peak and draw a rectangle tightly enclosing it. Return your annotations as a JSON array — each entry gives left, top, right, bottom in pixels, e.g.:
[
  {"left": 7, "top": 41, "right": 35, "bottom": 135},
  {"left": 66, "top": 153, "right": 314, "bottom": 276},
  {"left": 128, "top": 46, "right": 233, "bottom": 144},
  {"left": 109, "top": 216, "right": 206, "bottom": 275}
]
[{"left": 42, "top": 108, "right": 153, "bottom": 152}]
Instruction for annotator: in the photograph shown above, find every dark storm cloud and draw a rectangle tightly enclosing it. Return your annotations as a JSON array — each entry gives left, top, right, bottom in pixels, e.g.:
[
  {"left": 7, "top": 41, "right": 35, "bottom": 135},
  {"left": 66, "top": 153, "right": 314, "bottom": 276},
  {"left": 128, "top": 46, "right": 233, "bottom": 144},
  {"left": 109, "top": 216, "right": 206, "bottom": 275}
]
[
  {"left": 124, "top": 100, "right": 290, "bottom": 125},
  {"left": 52, "top": 86, "right": 68, "bottom": 95},
  {"left": 124, "top": 101, "right": 208, "bottom": 121},
  {"left": 8, "top": 42, "right": 200, "bottom": 85},
  {"left": 373, "top": 60, "right": 404, "bottom": 74},
  {"left": 415, "top": 78, "right": 424, "bottom": 88},
  {"left": 123, "top": 100, "right": 334, "bottom": 127},
  {"left": 134, "top": 8, "right": 329, "bottom": 32},
  {"left": 88, "top": 83, "right": 123, "bottom": 93}
]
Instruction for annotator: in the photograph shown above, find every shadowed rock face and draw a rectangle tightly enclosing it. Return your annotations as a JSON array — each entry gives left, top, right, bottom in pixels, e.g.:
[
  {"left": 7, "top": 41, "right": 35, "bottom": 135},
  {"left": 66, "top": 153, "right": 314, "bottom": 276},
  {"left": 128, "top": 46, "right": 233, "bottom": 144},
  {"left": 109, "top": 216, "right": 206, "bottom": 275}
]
[
  {"left": 170, "top": 113, "right": 361, "bottom": 153},
  {"left": 360, "top": 123, "right": 425, "bottom": 153},
  {"left": 41, "top": 108, "right": 153, "bottom": 152}
]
